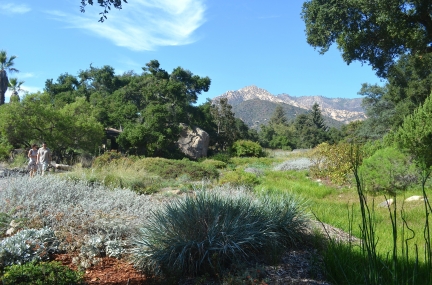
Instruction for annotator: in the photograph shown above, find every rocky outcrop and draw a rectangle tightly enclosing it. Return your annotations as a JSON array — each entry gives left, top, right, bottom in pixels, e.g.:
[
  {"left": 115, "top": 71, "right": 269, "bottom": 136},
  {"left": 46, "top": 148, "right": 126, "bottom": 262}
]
[{"left": 177, "top": 123, "right": 209, "bottom": 160}]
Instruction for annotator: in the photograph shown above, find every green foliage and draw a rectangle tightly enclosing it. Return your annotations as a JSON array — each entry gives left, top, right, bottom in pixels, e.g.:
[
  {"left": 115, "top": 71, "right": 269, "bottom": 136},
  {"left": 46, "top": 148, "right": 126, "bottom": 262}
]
[
  {"left": 208, "top": 152, "right": 232, "bottom": 164},
  {"left": 268, "top": 135, "right": 292, "bottom": 150},
  {"left": 136, "top": 157, "right": 219, "bottom": 180},
  {"left": 302, "top": 0, "right": 432, "bottom": 78},
  {"left": 219, "top": 170, "right": 260, "bottom": 187},
  {"left": 0, "top": 50, "right": 18, "bottom": 106},
  {"left": 92, "top": 151, "right": 123, "bottom": 168},
  {"left": 360, "top": 147, "right": 418, "bottom": 192},
  {"left": 0, "top": 93, "right": 104, "bottom": 160},
  {"left": 310, "top": 142, "right": 361, "bottom": 185},
  {"left": 0, "top": 142, "right": 12, "bottom": 160},
  {"left": 82, "top": 154, "right": 219, "bottom": 193},
  {"left": 1, "top": 261, "right": 84, "bottom": 285},
  {"left": 292, "top": 104, "right": 329, "bottom": 149},
  {"left": 200, "top": 159, "right": 227, "bottom": 169},
  {"left": 131, "top": 190, "right": 308, "bottom": 278},
  {"left": 210, "top": 98, "right": 240, "bottom": 151},
  {"left": 231, "top": 140, "right": 263, "bottom": 157},
  {"left": 390, "top": 94, "right": 432, "bottom": 170},
  {"left": 8, "top": 152, "right": 27, "bottom": 168},
  {"left": 269, "top": 105, "right": 288, "bottom": 125}
]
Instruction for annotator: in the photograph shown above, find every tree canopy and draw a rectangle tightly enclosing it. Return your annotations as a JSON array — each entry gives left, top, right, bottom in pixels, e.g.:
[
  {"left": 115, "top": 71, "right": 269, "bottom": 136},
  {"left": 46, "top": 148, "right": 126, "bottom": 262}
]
[
  {"left": 0, "top": 50, "right": 18, "bottom": 105},
  {"left": 80, "top": 0, "right": 128, "bottom": 22},
  {"left": 302, "top": 0, "right": 432, "bottom": 77}
]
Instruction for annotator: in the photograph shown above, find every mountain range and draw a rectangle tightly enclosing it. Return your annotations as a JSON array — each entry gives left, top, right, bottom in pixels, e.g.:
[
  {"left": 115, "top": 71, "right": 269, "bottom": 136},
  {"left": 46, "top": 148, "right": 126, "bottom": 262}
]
[{"left": 212, "top": 85, "right": 366, "bottom": 129}]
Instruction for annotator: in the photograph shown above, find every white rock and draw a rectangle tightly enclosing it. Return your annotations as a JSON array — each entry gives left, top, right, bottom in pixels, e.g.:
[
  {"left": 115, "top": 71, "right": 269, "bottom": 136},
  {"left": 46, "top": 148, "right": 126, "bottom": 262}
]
[
  {"left": 405, "top": 195, "right": 423, "bottom": 202},
  {"left": 378, "top": 199, "right": 394, "bottom": 208},
  {"left": 6, "top": 227, "right": 15, "bottom": 235}
]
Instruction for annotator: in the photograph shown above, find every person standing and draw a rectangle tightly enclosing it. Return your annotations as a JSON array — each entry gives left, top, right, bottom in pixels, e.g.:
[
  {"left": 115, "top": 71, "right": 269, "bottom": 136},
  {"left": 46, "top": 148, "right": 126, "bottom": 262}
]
[
  {"left": 37, "top": 142, "right": 51, "bottom": 176},
  {"left": 27, "top": 144, "right": 38, "bottom": 177}
]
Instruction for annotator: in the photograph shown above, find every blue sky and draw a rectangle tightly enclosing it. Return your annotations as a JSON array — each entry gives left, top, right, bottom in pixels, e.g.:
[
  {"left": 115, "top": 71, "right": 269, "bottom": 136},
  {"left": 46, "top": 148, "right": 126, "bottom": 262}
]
[{"left": 1, "top": 0, "right": 383, "bottom": 104}]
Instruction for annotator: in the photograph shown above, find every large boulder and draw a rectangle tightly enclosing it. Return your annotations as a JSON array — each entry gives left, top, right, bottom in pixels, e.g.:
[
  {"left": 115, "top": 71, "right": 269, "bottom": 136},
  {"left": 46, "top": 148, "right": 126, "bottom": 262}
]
[{"left": 177, "top": 123, "right": 209, "bottom": 159}]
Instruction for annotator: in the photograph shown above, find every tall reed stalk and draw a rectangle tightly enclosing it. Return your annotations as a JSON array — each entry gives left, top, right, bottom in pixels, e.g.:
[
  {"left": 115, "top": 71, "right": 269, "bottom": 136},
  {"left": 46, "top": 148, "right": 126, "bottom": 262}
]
[{"left": 350, "top": 145, "right": 432, "bottom": 285}]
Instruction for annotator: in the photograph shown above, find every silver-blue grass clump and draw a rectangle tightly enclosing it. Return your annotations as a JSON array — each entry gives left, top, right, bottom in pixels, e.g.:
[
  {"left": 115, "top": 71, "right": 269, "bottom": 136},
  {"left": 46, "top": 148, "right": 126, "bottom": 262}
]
[
  {"left": 130, "top": 185, "right": 310, "bottom": 278},
  {"left": 0, "top": 227, "right": 58, "bottom": 268}
]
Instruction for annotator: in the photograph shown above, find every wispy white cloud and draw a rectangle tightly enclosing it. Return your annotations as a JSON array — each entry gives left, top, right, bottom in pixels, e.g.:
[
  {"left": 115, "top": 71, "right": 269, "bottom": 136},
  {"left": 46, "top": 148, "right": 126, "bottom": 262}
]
[
  {"left": 18, "top": 72, "right": 35, "bottom": 79},
  {"left": 46, "top": 0, "right": 207, "bottom": 51},
  {"left": 0, "top": 2, "right": 31, "bottom": 14}
]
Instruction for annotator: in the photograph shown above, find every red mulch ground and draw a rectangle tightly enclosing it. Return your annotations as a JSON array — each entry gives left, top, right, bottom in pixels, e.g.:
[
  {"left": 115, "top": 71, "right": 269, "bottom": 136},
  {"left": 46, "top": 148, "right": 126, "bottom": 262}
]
[{"left": 54, "top": 254, "right": 149, "bottom": 285}]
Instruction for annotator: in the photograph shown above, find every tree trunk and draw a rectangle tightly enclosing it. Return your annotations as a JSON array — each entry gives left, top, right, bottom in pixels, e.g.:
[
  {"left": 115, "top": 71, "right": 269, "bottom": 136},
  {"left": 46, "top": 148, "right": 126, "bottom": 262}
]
[{"left": 0, "top": 70, "right": 8, "bottom": 105}]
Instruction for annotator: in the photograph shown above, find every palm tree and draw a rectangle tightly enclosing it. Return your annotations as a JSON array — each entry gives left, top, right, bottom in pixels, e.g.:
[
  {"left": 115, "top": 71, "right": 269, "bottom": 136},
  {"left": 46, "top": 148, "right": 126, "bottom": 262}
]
[
  {"left": 0, "top": 50, "right": 19, "bottom": 105},
  {"left": 8, "top": 78, "right": 24, "bottom": 102}
]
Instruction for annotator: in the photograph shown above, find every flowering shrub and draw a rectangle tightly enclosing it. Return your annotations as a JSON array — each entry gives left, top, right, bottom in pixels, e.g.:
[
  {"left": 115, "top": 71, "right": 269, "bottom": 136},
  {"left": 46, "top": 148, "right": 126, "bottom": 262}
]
[{"left": 309, "top": 142, "right": 362, "bottom": 185}]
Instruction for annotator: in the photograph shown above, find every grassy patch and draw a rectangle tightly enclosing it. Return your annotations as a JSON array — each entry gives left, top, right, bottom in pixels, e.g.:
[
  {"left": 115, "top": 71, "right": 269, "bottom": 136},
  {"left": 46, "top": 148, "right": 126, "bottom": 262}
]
[{"left": 65, "top": 156, "right": 219, "bottom": 194}]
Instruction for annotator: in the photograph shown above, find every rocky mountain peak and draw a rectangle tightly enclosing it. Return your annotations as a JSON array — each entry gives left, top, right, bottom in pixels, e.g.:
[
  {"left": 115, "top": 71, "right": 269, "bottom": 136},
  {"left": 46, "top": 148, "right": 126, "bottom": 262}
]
[
  {"left": 218, "top": 85, "right": 285, "bottom": 105},
  {"left": 214, "top": 86, "right": 366, "bottom": 124}
]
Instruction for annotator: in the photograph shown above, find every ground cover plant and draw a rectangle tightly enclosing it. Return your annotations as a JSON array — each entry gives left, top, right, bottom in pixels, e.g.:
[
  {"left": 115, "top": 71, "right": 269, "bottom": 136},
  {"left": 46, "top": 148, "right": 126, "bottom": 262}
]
[{"left": 1, "top": 261, "right": 84, "bottom": 285}]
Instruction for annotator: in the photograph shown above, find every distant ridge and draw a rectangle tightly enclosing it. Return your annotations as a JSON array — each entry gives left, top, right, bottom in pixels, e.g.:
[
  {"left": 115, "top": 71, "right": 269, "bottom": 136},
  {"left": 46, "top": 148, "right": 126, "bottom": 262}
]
[{"left": 213, "top": 85, "right": 366, "bottom": 128}]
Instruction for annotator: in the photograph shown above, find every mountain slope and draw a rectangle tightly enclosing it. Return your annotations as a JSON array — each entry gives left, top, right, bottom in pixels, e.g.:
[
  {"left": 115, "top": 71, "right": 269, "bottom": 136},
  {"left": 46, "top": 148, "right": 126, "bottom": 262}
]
[
  {"left": 232, "top": 99, "right": 344, "bottom": 129},
  {"left": 213, "top": 85, "right": 365, "bottom": 128}
]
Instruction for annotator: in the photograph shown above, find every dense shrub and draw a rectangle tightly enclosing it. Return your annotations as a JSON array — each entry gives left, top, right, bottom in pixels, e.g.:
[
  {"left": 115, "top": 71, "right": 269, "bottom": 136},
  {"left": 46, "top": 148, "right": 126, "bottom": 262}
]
[
  {"left": 219, "top": 170, "right": 260, "bottom": 187},
  {"left": 268, "top": 135, "right": 292, "bottom": 151},
  {"left": 135, "top": 157, "right": 219, "bottom": 180},
  {"left": 209, "top": 152, "right": 232, "bottom": 163},
  {"left": 0, "top": 228, "right": 59, "bottom": 268},
  {"left": 0, "top": 142, "right": 12, "bottom": 161},
  {"left": 231, "top": 140, "right": 264, "bottom": 157},
  {"left": 92, "top": 151, "right": 123, "bottom": 168},
  {"left": 359, "top": 147, "right": 418, "bottom": 192},
  {"left": 1, "top": 261, "right": 84, "bottom": 285},
  {"left": 309, "top": 142, "right": 362, "bottom": 185},
  {"left": 131, "top": 188, "right": 309, "bottom": 278},
  {"left": 200, "top": 159, "right": 227, "bottom": 169}
]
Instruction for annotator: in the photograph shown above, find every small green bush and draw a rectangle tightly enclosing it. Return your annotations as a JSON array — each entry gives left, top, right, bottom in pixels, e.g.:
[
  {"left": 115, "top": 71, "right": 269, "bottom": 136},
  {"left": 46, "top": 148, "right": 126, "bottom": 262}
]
[
  {"left": 200, "top": 159, "right": 227, "bottom": 169},
  {"left": 131, "top": 190, "right": 308, "bottom": 278},
  {"left": 359, "top": 147, "right": 418, "bottom": 192},
  {"left": 209, "top": 152, "right": 232, "bottom": 163},
  {"left": 136, "top": 158, "right": 219, "bottom": 180},
  {"left": 1, "top": 261, "right": 84, "bottom": 285},
  {"left": 231, "top": 140, "right": 264, "bottom": 157},
  {"left": 0, "top": 143, "right": 12, "bottom": 161},
  {"left": 92, "top": 151, "right": 123, "bottom": 168},
  {"left": 219, "top": 170, "right": 260, "bottom": 187},
  {"left": 269, "top": 135, "right": 292, "bottom": 151}
]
